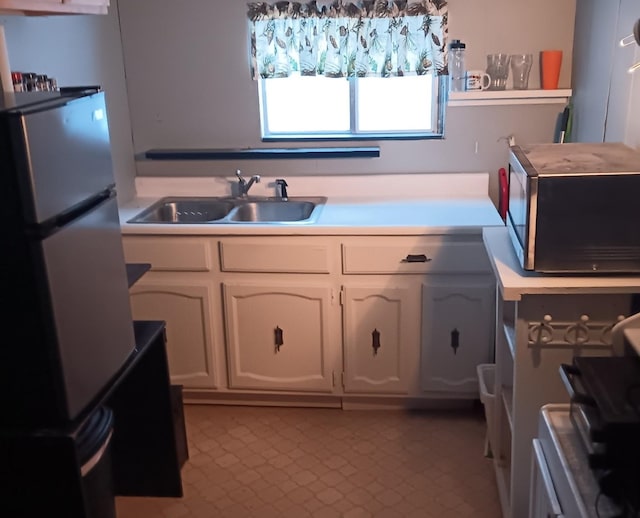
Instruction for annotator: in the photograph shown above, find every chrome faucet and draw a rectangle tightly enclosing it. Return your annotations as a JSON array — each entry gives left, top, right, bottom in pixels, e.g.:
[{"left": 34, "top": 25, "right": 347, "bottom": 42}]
[{"left": 235, "top": 169, "right": 261, "bottom": 197}]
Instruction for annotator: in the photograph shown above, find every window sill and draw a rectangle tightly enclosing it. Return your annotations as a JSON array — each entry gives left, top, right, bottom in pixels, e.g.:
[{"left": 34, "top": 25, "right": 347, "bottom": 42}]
[
  {"left": 143, "top": 147, "right": 380, "bottom": 160},
  {"left": 447, "top": 89, "right": 572, "bottom": 107}
]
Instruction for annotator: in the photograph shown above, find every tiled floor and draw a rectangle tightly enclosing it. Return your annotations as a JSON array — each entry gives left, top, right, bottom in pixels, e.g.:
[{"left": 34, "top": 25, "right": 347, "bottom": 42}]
[{"left": 116, "top": 403, "right": 501, "bottom": 518}]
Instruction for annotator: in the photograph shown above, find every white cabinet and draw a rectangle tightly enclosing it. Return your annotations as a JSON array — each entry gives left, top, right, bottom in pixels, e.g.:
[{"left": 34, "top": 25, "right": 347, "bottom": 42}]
[
  {"left": 223, "top": 282, "right": 335, "bottom": 392},
  {"left": 123, "top": 236, "right": 223, "bottom": 389},
  {"left": 121, "top": 230, "right": 498, "bottom": 404},
  {"left": 219, "top": 237, "right": 339, "bottom": 394},
  {"left": 493, "top": 290, "right": 629, "bottom": 518},
  {"left": 340, "top": 235, "right": 493, "bottom": 399},
  {"left": 341, "top": 284, "right": 420, "bottom": 394},
  {"left": 129, "top": 278, "right": 218, "bottom": 389},
  {"left": 0, "top": 0, "right": 108, "bottom": 14},
  {"left": 483, "top": 227, "right": 640, "bottom": 518},
  {"left": 420, "top": 279, "right": 494, "bottom": 395}
]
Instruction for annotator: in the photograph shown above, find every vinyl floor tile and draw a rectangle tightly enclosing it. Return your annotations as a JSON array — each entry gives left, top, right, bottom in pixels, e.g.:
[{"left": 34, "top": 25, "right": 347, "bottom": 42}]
[{"left": 116, "top": 404, "right": 501, "bottom": 517}]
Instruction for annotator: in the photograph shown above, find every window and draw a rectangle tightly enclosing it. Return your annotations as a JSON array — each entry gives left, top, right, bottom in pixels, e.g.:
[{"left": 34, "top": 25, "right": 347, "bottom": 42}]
[
  {"left": 248, "top": 1, "right": 449, "bottom": 141},
  {"left": 259, "top": 74, "right": 445, "bottom": 140}
]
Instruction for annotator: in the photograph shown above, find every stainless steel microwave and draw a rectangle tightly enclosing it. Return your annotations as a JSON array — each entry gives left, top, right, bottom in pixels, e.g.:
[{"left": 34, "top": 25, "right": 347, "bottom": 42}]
[{"left": 506, "top": 142, "right": 640, "bottom": 273}]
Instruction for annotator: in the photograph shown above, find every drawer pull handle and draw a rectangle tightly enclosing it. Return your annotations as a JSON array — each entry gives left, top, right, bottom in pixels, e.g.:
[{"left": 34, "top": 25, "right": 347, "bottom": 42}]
[
  {"left": 275, "top": 326, "right": 284, "bottom": 352},
  {"left": 403, "top": 254, "right": 431, "bottom": 263},
  {"left": 372, "top": 328, "right": 381, "bottom": 355}
]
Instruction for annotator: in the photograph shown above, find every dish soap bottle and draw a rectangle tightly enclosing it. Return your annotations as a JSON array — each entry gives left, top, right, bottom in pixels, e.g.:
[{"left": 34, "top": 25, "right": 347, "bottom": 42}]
[{"left": 448, "top": 39, "right": 466, "bottom": 92}]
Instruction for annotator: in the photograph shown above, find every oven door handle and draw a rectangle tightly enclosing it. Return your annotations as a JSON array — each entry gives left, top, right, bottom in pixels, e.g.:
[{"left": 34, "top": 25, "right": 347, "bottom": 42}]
[{"left": 559, "top": 364, "right": 596, "bottom": 406}]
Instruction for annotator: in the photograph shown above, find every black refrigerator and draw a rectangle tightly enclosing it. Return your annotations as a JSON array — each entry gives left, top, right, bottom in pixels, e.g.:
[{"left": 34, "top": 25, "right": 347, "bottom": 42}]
[{"left": 0, "top": 89, "right": 135, "bottom": 429}]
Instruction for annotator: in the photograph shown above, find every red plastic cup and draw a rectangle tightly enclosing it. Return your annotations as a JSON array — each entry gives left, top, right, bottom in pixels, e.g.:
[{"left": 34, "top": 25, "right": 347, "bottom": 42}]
[{"left": 540, "top": 50, "right": 563, "bottom": 89}]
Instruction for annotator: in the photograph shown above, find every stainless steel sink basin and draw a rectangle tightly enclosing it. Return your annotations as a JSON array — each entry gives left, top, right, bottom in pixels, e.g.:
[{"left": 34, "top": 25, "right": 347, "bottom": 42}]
[
  {"left": 127, "top": 196, "right": 326, "bottom": 224},
  {"left": 229, "top": 200, "right": 315, "bottom": 222},
  {"left": 128, "top": 197, "right": 235, "bottom": 223}
]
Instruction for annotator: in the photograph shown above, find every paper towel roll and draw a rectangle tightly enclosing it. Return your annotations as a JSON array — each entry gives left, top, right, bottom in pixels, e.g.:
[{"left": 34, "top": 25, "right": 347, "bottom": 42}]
[{"left": 0, "top": 26, "right": 14, "bottom": 94}]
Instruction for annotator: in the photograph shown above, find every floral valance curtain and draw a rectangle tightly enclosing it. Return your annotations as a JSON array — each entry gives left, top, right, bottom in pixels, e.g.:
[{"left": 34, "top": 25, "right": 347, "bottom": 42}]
[{"left": 248, "top": 1, "right": 448, "bottom": 79}]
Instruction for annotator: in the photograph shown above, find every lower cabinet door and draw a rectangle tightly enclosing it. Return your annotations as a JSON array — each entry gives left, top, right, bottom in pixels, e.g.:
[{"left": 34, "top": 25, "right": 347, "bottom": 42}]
[
  {"left": 223, "top": 282, "right": 334, "bottom": 392},
  {"left": 530, "top": 439, "right": 565, "bottom": 518},
  {"left": 342, "top": 285, "right": 419, "bottom": 394},
  {"left": 129, "top": 278, "right": 218, "bottom": 389},
  {"left": 421, "top": 278, "right": 494, "bottom": 395}
]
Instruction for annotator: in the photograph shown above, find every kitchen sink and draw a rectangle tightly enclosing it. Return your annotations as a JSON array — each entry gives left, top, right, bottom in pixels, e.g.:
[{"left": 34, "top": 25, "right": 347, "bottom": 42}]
[
  {"left": 128, "top": 197, "right": 236, "bottom": 223},
  {"left": 127, "top": 196, "right": 326, "bottom": 224},
  {"left": 229, "top": 200, "right": 316, "bottom": 222}
]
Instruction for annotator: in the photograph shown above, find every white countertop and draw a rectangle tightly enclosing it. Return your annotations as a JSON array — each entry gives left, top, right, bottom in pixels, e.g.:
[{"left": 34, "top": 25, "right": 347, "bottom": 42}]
[
  {"left": 482, "top": 227, "right": 640, "bottom": 301},
  {"left": 119, "top": 196, "right": 504, "bottom": 236},
  {"left": 119, "top": 173, "right": 505, "bottom": 236}
]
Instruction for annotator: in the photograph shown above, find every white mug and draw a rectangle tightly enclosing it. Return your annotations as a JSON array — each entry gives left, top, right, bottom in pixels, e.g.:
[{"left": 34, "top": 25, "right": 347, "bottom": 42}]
[{"left": 465, "top": 70, "right": 491, "bottom": 91}]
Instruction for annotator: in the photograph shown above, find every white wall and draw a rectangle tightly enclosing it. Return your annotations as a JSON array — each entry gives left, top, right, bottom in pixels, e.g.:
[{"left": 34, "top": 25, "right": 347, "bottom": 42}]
[
  {"left": 0, "top": 4, "right": 136, "bottom": 203},
  {"left": 118, "top": 0, "right": 577, "bottom": 200},
  {"left": 1, "top": 0, "right": 577, "bottom": 205}
]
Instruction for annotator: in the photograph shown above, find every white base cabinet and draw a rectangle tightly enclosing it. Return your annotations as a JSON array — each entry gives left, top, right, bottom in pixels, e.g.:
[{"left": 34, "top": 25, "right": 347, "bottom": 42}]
[
  {"left": 341, "top": 284, "right": 420, "bottom": 394},
  {"left": 123, "top": 236, "right": 223, "bottom": 390},
  {"left": 123, "top": 232, "right": 496, "bottom": 404},
  {"left": 129, "top": 277, "right": 218, "bottom": 388},
  {"left": 341, "top": 235, "right": 494, "bottom": 400},
  {"left": 421, "top": 278, "right": 494, "bottom": 395},
  {"left": 223, "top": 282, "right": 335, "bottom": 392}
]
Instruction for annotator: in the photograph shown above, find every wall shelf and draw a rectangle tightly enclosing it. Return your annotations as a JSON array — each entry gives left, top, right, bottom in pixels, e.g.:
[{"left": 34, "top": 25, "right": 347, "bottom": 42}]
[
  {"left": 144, "top": 147, "right": 380, "bottom": 161},
  {"left": 448, "top": 89, "right": 572, "bottom": 107}
]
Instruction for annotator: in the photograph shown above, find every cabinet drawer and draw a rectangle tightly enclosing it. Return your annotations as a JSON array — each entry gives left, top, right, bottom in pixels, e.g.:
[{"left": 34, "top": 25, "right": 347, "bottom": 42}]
[
  {"left": 219, "top": 238, "right": 331, "bottom": 273},
  {"left": 123, "top": 237, "right": 212, "bottom": 272},
  {"left": 342, "top": 237, "right": 491, "bottom": 274}
]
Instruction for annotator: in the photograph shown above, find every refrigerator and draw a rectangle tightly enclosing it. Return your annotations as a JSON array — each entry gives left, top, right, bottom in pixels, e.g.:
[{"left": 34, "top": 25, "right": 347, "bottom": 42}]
[{"left": 0, "top": 89, "right": 135, "bottom": 429}]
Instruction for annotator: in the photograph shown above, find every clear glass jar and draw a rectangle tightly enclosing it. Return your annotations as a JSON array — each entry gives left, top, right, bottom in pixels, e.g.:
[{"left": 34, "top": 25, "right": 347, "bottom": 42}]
[
  {"left": 448, "top": 39, "right": 466, "bottom": 92},
  {"left": 23, "top": 72, "right": 38, "bottom": 92},
  {"left": 37, "top": 74, "right": 49, "bottom": 91}
]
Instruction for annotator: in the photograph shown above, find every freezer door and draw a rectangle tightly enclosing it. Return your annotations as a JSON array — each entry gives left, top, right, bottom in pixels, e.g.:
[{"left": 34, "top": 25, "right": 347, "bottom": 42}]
[
  {"left": 12, "top": 92, "right": 115, "bottom": 224},
  {"left": 41, "top": 196, "right": 135, "bottom": 420}
]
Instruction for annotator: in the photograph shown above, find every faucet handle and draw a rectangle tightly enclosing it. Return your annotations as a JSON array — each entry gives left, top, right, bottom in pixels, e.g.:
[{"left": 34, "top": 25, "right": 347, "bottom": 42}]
[
  {"left": 235, "top": 169, "right": 245, "bottom": 183},
  {"left": 275, "top": 178, "right": 288, "bottom": 199}
]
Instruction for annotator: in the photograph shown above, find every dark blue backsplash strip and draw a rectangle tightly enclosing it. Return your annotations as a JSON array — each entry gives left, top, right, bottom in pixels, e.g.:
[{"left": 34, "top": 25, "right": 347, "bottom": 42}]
[{"left": 144, "top": 147, "right": 380, "bottom": 160}]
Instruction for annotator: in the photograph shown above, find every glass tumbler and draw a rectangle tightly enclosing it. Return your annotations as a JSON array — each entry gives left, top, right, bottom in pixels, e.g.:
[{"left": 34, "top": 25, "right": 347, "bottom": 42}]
[
  {"left": 510, "top": 54, "right": 533, "bottom": 90},
  {"left": 486, "top": 53, "right": 511, "bottom": 91}
]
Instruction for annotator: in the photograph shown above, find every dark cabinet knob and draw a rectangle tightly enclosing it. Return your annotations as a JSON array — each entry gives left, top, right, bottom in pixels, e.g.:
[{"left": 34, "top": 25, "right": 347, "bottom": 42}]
[
  {"left": 450, "top": 328, "right": 459, "bottom": 355},
  {"left": 275, "top": 326, "right": 284, "bottom": 352},
  {"left": 372, "top": 329, "right": 381, "bottom": 355}
]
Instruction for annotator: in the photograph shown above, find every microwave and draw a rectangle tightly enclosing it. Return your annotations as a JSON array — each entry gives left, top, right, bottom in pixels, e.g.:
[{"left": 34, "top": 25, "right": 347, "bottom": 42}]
[{"left": 506, "top": 142, "right": 640, "bottom": 273}]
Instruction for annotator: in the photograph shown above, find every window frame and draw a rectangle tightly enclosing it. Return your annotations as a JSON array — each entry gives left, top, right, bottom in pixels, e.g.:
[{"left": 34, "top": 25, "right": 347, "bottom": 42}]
[{"left": 258, "top": 75, "right": 448, "bottom": 142}]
